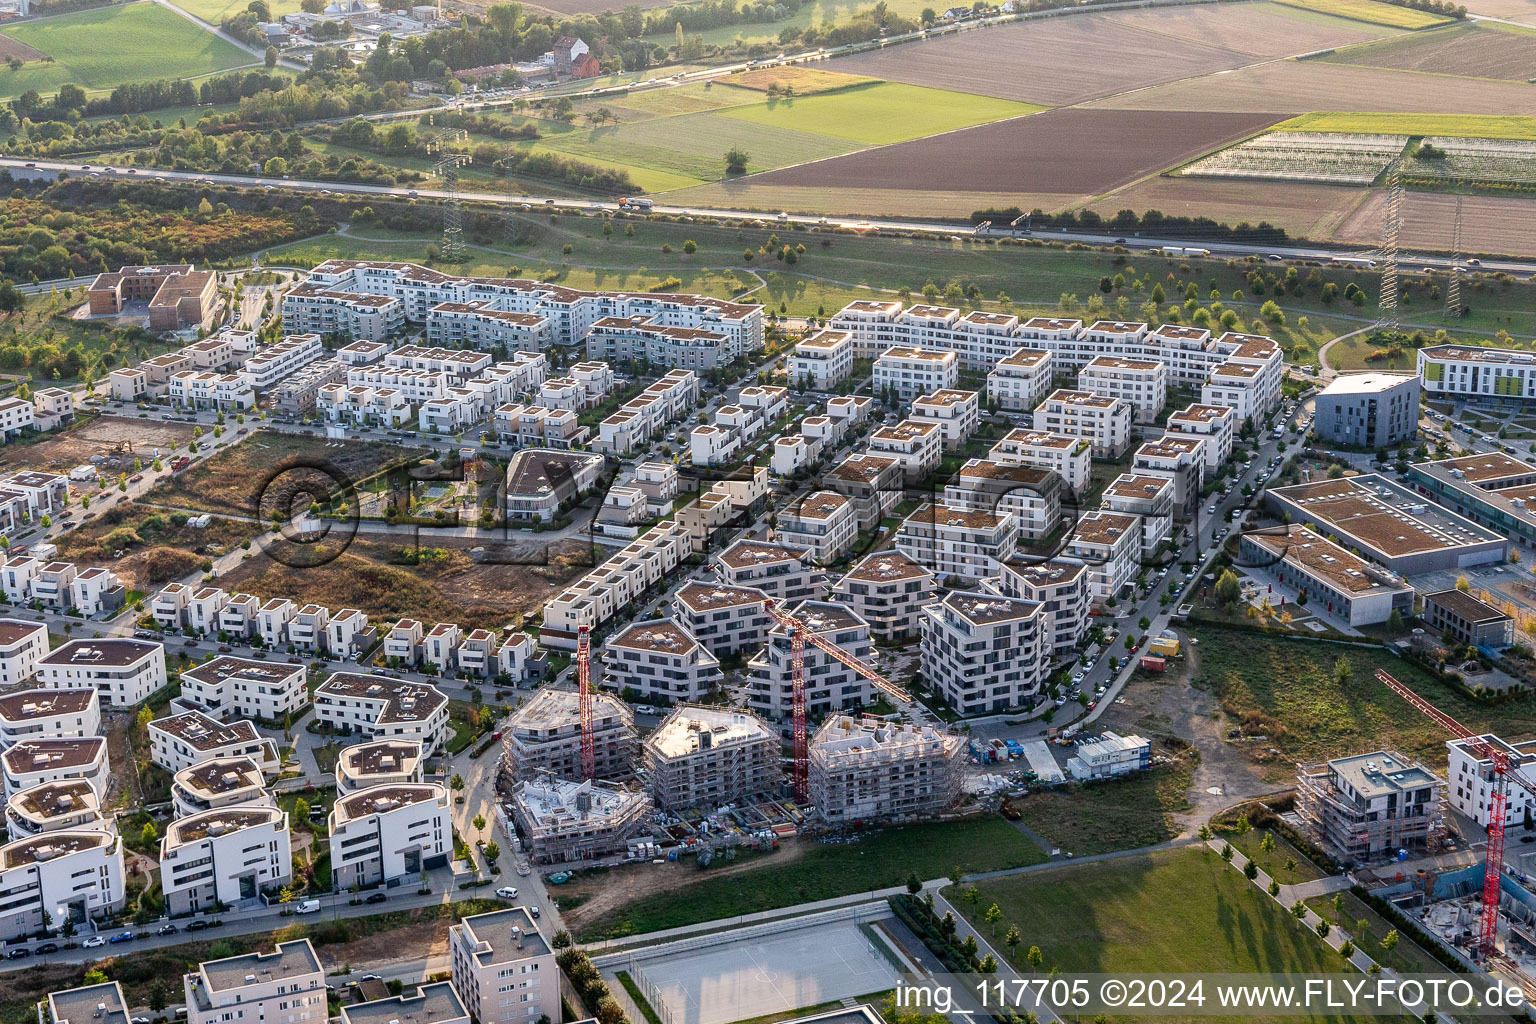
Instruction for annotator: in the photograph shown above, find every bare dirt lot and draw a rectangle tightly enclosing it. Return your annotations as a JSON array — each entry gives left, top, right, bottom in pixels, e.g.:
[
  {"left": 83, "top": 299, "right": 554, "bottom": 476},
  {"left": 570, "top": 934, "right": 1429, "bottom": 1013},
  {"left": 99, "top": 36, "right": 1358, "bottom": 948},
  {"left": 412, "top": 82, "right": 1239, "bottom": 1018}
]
[
  {"left": 216, "top": 535, "right": 594, "bottom": 631},
  {"left": 724, "top": 66, "right": 878, "bottom": 94},
  {"left": 1320, "top": 22, "right": 1536, "bottom": 79},
  {"left": 0, "top": 33, "right": 43, "bottom": 62},
  {"left": 1461, "top": 0, "right": 1536, "bottom": 22},
  {"left": 1332, "top": 188, "right": 1536, "bottom": 255},
  {"left": 1107, "top": 0, "right": 1400, "bottom": 57},
  {"left": 1087, "top": 176, "right": 1372, "bottom": 239},
  {"left": 751, "top": 108, "right": 1284, "bottom": 194},
  {"left": 0, "top": 415, "right": 194, "bottom": 473},
  {"left": 1085, "top": 58, "right": 1536, "bottom": 114},
  {"left": 831, "top": 13, "right": 1253, "bottom": 104},
  {"left": 143, "top": 430, "right": 424, "bottom": 518}
]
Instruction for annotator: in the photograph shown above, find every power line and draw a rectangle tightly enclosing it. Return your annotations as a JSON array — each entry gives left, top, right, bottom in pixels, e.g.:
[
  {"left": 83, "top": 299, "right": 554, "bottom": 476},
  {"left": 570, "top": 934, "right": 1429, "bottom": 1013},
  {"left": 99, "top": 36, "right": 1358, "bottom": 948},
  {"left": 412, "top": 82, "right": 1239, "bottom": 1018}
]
[
  {"left": 1375, "top": 158, "right": 1403, "bottom": 336},
  {"left": 1447, "top": 194, "right": 1463, "bottom": 319}
]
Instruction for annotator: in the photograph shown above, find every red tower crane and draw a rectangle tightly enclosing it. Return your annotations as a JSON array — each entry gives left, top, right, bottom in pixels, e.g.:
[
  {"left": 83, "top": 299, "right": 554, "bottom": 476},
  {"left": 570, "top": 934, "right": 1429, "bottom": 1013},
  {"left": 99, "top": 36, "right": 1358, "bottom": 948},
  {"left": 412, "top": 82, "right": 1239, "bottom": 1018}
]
[
  {"left": 764, "top": 599, "right": 914, "bottom": 803},
  {"left": 577, "top": 625, "right": 596, "bottom": 781},
  {"left": 1376, "top": 668, "right": 1536, "bottom": 959}
]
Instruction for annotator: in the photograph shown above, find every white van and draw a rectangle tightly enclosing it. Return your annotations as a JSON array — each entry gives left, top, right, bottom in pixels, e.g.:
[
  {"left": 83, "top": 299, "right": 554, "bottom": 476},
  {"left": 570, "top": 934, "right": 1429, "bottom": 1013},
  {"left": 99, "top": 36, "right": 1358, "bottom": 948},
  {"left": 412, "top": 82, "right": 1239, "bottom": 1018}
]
[{"left": 295, "top": 899, "right": 321, "bottom": 914}]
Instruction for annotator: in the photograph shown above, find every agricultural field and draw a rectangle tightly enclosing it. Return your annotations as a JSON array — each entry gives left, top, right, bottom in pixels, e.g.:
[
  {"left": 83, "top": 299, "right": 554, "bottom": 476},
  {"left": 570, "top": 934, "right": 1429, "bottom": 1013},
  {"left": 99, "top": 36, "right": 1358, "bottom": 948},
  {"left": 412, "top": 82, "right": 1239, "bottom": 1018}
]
[
  {"left": 1104, "top": 0, "right": 1403, "bottom": 56},
  {"left": 1333, "top": 189, "right": 1536, "bottom": 258},
  {"left": 1408, "top": 135, "right": 1536, "bottom": 186},
  {"left": 1461, "top": 0, "right": 1536, "bottom": 21},
  {"left": 1276, "top": 111, "right": 1536, "bottom": 138},
  {"left": 724, "top": 66, "right": 878, "bottom": 94},
  {"left": 831, "top": 12, "right": 1256, "bottom": 105},
  {"left": 1085, "top": 177, "right": 1372, "bottom": 240},
  {"left": 1273, "top": 0, "right": 1454, "bottom": 28},
  {"left": 1181, "top": 131, "right": 1408, "bottom": 185},
  {"left": 749, "top": 108, "right": 1283, "bottom": 195},
  {"left": 954, "top": 847, "right": 1362, "bottom": 983},
  {"left": 638, "top": 0, "right": 936, "bottom": 48},
  {"left": 662, "top": 182, "right": 1088, "bottom": 218},
  {"left": 0, "top": 2, "right": 254, "bottom": 100},
  {"left": 1317, "top": 21, "right": 1536, "bottom": 79},
  {"left": 716, "top": 81, "right": 1037, "bottom": 146},
  {"left": 168, "top": 0, "right": 305, "bottom": 20}
]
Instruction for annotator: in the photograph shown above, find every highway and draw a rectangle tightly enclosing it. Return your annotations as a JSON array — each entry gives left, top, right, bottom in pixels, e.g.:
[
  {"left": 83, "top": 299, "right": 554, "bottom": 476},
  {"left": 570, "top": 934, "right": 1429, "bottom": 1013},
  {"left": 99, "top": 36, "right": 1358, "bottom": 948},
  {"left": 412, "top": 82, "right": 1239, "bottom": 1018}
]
[{"left": 12, "top": 157, "right": 1536, "bottom": 275}]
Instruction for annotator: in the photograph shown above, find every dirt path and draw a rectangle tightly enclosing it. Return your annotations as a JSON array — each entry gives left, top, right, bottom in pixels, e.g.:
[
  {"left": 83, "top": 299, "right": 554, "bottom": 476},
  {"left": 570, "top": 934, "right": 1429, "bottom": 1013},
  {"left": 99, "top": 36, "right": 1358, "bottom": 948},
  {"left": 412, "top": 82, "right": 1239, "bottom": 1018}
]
[{"left": 1090, "top": 641, "right": 1285, "bottom": 834}]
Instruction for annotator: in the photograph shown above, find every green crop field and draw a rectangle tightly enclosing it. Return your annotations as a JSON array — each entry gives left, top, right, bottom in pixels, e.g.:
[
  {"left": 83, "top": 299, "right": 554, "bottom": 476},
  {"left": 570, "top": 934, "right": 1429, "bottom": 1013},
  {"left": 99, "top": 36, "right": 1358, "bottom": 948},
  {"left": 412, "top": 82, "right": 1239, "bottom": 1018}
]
[
  {"left": 954, "top": 847, "right": 1363, "bottom": 987},
  {"left": 1273, "top": 0, "right": 1453, "bottom": 28},
  {"left": 1276, "top": 111, "right": 1536, "bottom": 139},
  {"left": 168, "top": 0, "right": 304, "bottom": 21},
  {"left": 644, "top": 0, "right": 939, "bottom": 48},
  {"left": 719, "top": 81, "right": 1041, "bottom": 145},
  {"left": 0, "top": 2, "right": 254, "bottom": 99}
]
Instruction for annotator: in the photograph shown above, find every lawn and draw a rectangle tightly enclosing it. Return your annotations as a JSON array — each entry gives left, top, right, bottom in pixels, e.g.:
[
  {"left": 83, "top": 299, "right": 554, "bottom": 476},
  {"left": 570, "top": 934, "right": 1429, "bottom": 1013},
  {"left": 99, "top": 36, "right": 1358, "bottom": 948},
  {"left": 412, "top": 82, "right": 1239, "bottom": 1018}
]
[
  {"left": 0, "top": 2, "right": 254, "bottom": 100},
  {"left": 168, "top": 0, "right": 305, "bottom": 21},
  {"left": 0, "top": 289, "right": 184, "bottom": 383},
  {"left": 1276, "top": 111, "right": 1536, "bottom": 139},
  {"left": 1013, "top": 743, "right": 1196, "bottom": 857},
  {"left": 719, "top": 81, "right": 1041, "bottom": 146},
  {"left": 1272, "top": 0, "right": 1453, "bottom": 28},
  {"left": 953, "top": 847, "right": 1359, "bottom": 980},
  {"left": 1217, "top": 826, "right": 1328, "bottom": 884},
  {"left": 1191, "top": 624, "right": 1536, "bottom": 778},
  {"left": 575, "top": 816, "right": 1047, "bottom": 940},
  {"left": 1306, "top": 889, "right": 1449, "bottom": 976}
]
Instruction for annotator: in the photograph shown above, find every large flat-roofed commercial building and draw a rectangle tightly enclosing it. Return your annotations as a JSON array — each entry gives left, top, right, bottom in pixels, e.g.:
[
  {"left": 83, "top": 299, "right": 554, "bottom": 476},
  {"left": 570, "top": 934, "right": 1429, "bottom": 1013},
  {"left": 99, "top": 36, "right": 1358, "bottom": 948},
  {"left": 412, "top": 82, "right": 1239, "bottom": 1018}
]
[
  {"left": 500, "top": 687, "right": 637, "bottom": 782},
  {"left": 1238, "top": 526, "right": 1413, "bottom": 627},
  {"left": 1266, "top": 474, "right": 1506, "bottom": 574},
  {"left": 37, "top": 639, "right": 166, "bottom": 707},
  {"left": 809, "top": 716, "right": 963, "bottom": 824},
  {"left": 1423, "top": 588, "right": 1515, "bottom": 648},
  {"left": 1313, "top": 373, "right": 1421, "bottom": 448},
  {"left": 448, "top": 908, "right": 559, "bottom": 1024},
  {"left": 641, "top": 705, "right": 780, "bottom": 811},
  {"left": 1296, "top": 751, "right": 1440, "bottom": 860},
  {"left": 184, "top": 941, "right": 326, "bottom": 1024},
  {"left": 1407, "top": 452, "right": 1536, "bottom": 549},
  {"left": 1419, "top": 344, "right": 1536, "bottom": 403}
]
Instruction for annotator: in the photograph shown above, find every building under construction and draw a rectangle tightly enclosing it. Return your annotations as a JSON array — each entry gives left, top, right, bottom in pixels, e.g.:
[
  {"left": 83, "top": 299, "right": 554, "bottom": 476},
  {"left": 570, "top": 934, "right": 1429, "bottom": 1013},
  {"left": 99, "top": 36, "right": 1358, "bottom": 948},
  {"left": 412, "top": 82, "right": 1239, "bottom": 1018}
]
[
  {"left": 1295, "top": 750, "right": 1443, "bottom": 862},
  {"left": 808, "top": 716, "right": 964, "bottom": 824},
  {"left": 498, "top": 687, "right": 638, "bottom": 787},
  {"left": 507, "top": 775, "right": 652, "bottom": 864},
  {"left": 642, "top": 705, "right": 780, "bottom": 812}
]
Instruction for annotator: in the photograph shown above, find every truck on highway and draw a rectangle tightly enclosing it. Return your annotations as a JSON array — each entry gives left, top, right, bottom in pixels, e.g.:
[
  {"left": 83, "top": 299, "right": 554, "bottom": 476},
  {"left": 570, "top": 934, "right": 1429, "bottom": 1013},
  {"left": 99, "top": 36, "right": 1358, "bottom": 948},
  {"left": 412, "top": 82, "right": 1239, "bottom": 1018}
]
[
  {"left": 1330, "top": 255, "right": 1377, "bottom": 269},
  {"left": 618, "top": 197, "right": 653, "bottom": 211},
  {"left": 1158, "top": 245, "right": 1210, "bottom": 257}
]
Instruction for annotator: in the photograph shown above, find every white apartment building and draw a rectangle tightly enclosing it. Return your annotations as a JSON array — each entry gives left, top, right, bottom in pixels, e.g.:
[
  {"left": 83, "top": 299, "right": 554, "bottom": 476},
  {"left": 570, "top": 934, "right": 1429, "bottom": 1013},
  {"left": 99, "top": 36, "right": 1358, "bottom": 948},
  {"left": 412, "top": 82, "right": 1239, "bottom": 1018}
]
[
  {"left": 540, "top": 524, "right": 692, "bottom": 649},
  {"left": 448, "top": 908, "right": 559, "bottom": 1024},
  {"left": 1133, "top": 435, "right": 1207, "bottom": 520},
  {"left": 824, "top": 452, "right": 902, "bottom": 530},
  {"left": 161, "top": 805, "right": 290, "bottom": 914},
  {"left": 0, "top": 619, "right": 49, "bottom": 688},
  {"left": 945, "top": 461, "right": 1062, "bottom": 541},
  {"left": 313, "top": 675, "right": 449, "bottom": 755},
  {"left": 319, "top": 383, "right": 412, "bottom": 427},
  {"left": 1166, "top": 404, "right": 1236, "bottom": 470},
  {"left": 873, "top": 346, "right": 959, "bottom": 402},
  {"left": 183, "top": 941, "right": 326, "bottom": 1024},
  {"left": 992, "top": 559, "right": 1091, "bottom": 655},
  {"left": 1420, "top": 344, "right": 1536, "bottom": 403},
  {"left": 1064, "top": 511, "right": 1141, "bottom": 601},
  {"left": 37, "top": 639, "right": 166, "bottom": 707},
  {"left": 328, "top": 783, "right": 452, "bottom": 888},
  {"left": 690, "top": 423, "right": 740, "bottom": 467},
  {"left": 789, "top": 330, "right": 855, "bottom": 390},
  {"left": 748, "top": 602, "right": 875, "bottom": 717},
  {"left": 1101, "top": 473, "right": 1176, "bottom": 556},
  {"left": 33, "top": 562, "right": 76, "bottom": 610},
  {"left": 987, "top": 347, "right": 1054, "bottom": 412},
  {"left": 921, "top": 590, "right": 1046, "bottom": 715},
  {"left": 602, "top": 619, "right": 722, "bottom": 705},
  {"left": 168, "top": 371, "right": 255, "bottom": 411},
  {"left": 6, "top": 779, "right": 107, "bottom": 837},
  {"left": 868, "top": 419, "right": 942, "bottom": 483},
  {"left": 831, "top": 550, "right": 937, "bottom": 641},
  {"left": 0, "top": 688, "right": 99, "bottom": 747},
  {"left": 776, "top": 491, "right": 858, "bottom": 563},
  {"left": 672, "top": 581, "right": 773, "bottom": 656},
  {"left": 2, "top": 737, "right": 109, "bottom": 799},
  {"left": 179, "top": 657, "right": 309, "bottom": 723},
  {"left": 809, "top": 716, "right": 963, "bottom": 823},
  {"left": 148, "top": 712, "right": 280, "bottom": 775},
  {"left": 642, "top": 705, "right": 780, "bottom": 811},
  {"left": 0, "top": 396, "right": 34, "bottom": 440},
  {"left": 243, "top": 333, "right": 324, "bottom": 389},
  {"left": 912, "top": 389, "right": 981, "bottom": 450},
  {"left": 829, "top": 302, "right": 1021, "bottom": 370},
  {"left": 0, "top": 555, "right": 36, "bottom": 603},
  {"left": 1077, "top": 357, "right": 1167, "bottom": 424},
  {"left": 771, "top": 433, "right": 821, "bottom": 476},
  {"left": 896, "top": 503, "right": 1018, "bottom": 582},
  {"left": 1446, "top": 734, "right": 1536, "bottom": 828},
  {"left": 0, "top": 831, "right": 123, "bottom": 938},
  {"left": 1034, "top": 389, "right": 1134, "bottom": 459},
  {"left": 492, "top": 404, "right": 588, "bottom": 449},
  {"left": 988, "top": 429, "right": 1092, "bottom": 493},
  {"left": 171, "top": 757, "right": 273, "bottom": 817},
  {"left": 289, "top": 604, "right": 329, "bottom": 652},
  {"left": 334, "top": 740, "right": 424, "bottom": 794},
  {"left": 218, "top": 593, "right": 262, "bottom": 639},
  {"left": 715, "top": 539, "right": 828, "bottom": 605}
]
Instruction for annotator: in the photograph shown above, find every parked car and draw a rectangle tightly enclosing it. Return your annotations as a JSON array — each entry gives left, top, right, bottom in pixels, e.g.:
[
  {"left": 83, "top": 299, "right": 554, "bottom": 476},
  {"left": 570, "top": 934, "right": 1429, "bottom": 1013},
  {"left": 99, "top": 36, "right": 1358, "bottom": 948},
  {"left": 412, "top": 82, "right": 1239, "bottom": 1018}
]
[
  {"left": 35, "top": 943, "right": 57, "bottom": 954},
  {"left": 495, "top": 886, "right": 519, "bottom": 900},
  {"left": 158, "top": 923, "right": 178, "bottom": 935},
  {"left": 365, "top": 892, "right": 387, "bottom": 904},
  {"left": 82, "top": 935, "right": 106, "bottom": 948},
  {"left": 108, "top": 931, "right": 135, "bottom": 944},
  {"left": 6, "top": 948, "right": 29, "bottom": 959},
  {"left": 186, "top": 920, "right": 208, "bottom": 932}
]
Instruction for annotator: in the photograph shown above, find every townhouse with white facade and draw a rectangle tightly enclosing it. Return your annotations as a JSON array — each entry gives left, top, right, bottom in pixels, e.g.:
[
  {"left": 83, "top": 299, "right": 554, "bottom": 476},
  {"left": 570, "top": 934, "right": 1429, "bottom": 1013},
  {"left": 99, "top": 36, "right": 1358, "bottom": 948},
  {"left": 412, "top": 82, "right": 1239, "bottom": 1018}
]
[
  {"left": 597, "top": 369, "right": 700, "bottom": 455},
  {"left": 289, "top": 604, "right": 329, "bottom": 652},
  {"left": 218, "top": 593, "right": 262, "bottom": 639},
  {"left": 539, "top": 523, "right": 692, "bottom": 649},
  {"left": 922, "top": 590, "right": 1046, "bottom": 716},
  {"left": 37, "top": 639, "right": 166, "bottom": 707},
  {"left": 602, "top": 619, "right": 722, "bottom": 705},
  {"left": 32, "top": 562, "right": 76, "bottom": 611},
  {"left": 258, "top": 597, "right": 296, "bottom": 648},
  {"left": 492, "top": 404, "right": 589, "bottom": 449},
  {"left": 243, "top": 333, "right": 324, "bottom": 390},
  {"left": 327, "top": 608, "right": 369, "bottom": 658},
  {"left": 161, "top": 805, "right": 290, "bottom": 914}
]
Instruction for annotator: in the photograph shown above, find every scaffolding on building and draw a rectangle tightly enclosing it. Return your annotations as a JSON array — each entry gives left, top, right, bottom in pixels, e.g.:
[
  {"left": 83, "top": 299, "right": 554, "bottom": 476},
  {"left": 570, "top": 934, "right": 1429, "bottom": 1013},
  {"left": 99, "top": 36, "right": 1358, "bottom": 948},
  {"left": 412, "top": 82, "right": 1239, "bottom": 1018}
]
[
  {"left": 1294, "top": 758, "right": 1445, "bottom": 861},
  {"left": 807, "top": 715, "right": 965, "bottom": 823},
  {"left": 509, "top": 772, "right": 652, "bottom": 864}
]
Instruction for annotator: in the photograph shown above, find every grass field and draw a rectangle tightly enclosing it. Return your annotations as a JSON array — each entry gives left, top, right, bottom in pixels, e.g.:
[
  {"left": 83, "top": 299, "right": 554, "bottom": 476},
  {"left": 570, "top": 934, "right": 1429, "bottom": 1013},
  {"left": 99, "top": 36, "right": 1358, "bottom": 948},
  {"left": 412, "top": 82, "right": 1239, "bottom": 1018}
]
[
  {"left": 642, "top": 0, "right": 936, "bottom": 48},
  {"left": 0, "top": 3, "right": 254, "bottom": 99},
  {"left": 954, "top": 847, "right": 1359, "bottom": 981},
  {"left": 168, "top": 0, "right": 305, "bottom": 21},
  {"left": 1013, "top": 745, "right": 1196, "bottom": 856},
  {"left": 1192, "top": 624, "right": 1536, "bottom": 779},
  {"left": 1273, "top": 0, "right": 1453, "bottom": 28},
  {"left": 1277, "top": 111, "right": 1536, "bottom": 138},
  {"left": 724, "top": 66, "right": 879, "bottom": 94},
  {"left": 575, "top": 816, "right": 1047, "bottom": 940},
  {"left": 719, "top": 81, "right": 1040, "bottom": 146}
]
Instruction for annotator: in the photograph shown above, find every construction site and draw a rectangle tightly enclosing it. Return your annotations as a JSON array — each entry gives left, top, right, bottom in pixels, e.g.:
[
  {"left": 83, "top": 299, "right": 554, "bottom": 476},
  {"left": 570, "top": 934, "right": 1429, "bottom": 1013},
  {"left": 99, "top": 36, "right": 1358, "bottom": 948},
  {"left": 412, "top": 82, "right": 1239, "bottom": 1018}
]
[
  {"left": 641, "top": 705, "right": 780, "bottom": 812},
  {"left": 808, "top": 716, "right": 965, "bottom": 825},
  {"left": 498, "top": 686, "right": 638, "bottom": 786}
]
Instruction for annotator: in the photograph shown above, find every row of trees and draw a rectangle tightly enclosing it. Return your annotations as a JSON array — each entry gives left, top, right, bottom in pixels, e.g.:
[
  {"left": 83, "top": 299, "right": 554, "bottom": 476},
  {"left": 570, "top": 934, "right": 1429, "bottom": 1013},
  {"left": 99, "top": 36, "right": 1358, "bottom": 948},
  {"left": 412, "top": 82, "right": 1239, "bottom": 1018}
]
[{"left": 970, "top": 205, "right": 1291, "bottom": 244}]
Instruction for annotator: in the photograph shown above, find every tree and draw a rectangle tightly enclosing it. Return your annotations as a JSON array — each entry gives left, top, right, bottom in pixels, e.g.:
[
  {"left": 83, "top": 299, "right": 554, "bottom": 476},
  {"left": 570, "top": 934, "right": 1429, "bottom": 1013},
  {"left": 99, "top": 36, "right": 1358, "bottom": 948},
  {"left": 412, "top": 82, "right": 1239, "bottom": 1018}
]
[
  {"left": 1243, "top": 860, "right": 1258, "bottom": 881},
  {"left": 141, "top": 819, "right": 159, "bottom": 846},
  {"left": 552, "top": 929, "right": 573, "bottom": 950},
  {"left": 1004, "top": 924, "right": 1021, "bottom": 961},
  {"left": 265, "top": 45, "right": 279, "bottom": 68},
  {"left": 1214, "top": 568, "right": 1241, "bottom": 608},
  {"left": 83, "top": 969, "right": 108, "bottom": 985},
  {"left": 484, "top": 842, "right": 500, "bottom": 862},
  {"left": 148, "top": 981, "right": 169, "bottom": 1014},
  {"left": 1259, "top": 831, "right": 1275, "bottom": 857},
  {"left": 979, "top": 953, "right": 998, "bottom": 974},
  {"left": 594, "top": 997, "right": 624, "bottom": 1024},
  {"left": 1339, "top": 939, "right": 1355, "bottom": 958},
  {"left": 451, "top": 774, "right": 465, "bottom": 791},
  {"left": 1291, "top": 901, "right": 1307, "bottom": 929},
  {"left": 1386, "top": 608, "right": 1404, "bottom": 633},
  {"left": 1332, "top": 655, "right": 1352, "bottom": 686},
  {"left": 1219, "top": 844, "right": 1234, "bottom": 864},
  {"left": 683, "top": 239, "right": 697, "bottom": 255},
  {"left": 1380, "top": 929, "right": 1399, "bottom": 952},
  {"left": 724, "top": 147, "right": 749, "bottom": 175},
  {"left": 906, "top": 873, "right": 922, "bottom": 895},
  {"left": 984, "top": 902, "right": 1002, "bottom": 934},
  {"left": 1026, "top": 945, "right": 1043, "bottom": 973},
  {"left": 1315, "top": 919, "right": 1330, "bottom": 939},
  {"left": 473, "top": 814, "right": 487, "bottom": 835},
  {"left": 294, "top": 797, "right": 310, "bottom": 823},
  {"left": 1268, "top": 879, "right": 1280, "bottom": 897},
  {"left": 962, "top": 885, "right": 980, "bottom": 911}
]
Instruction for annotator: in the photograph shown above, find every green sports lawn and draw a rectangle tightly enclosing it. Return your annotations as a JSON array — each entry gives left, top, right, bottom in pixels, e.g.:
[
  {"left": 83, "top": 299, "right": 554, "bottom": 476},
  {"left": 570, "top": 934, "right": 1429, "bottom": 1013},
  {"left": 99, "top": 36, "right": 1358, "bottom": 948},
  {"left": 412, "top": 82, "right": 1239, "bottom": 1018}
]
[
  {"left": 0, "top": 2, "right": 254, "bottom": 99},
  {"left": 719, "top": 81, "right": 1041, "bottom": 146}
]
